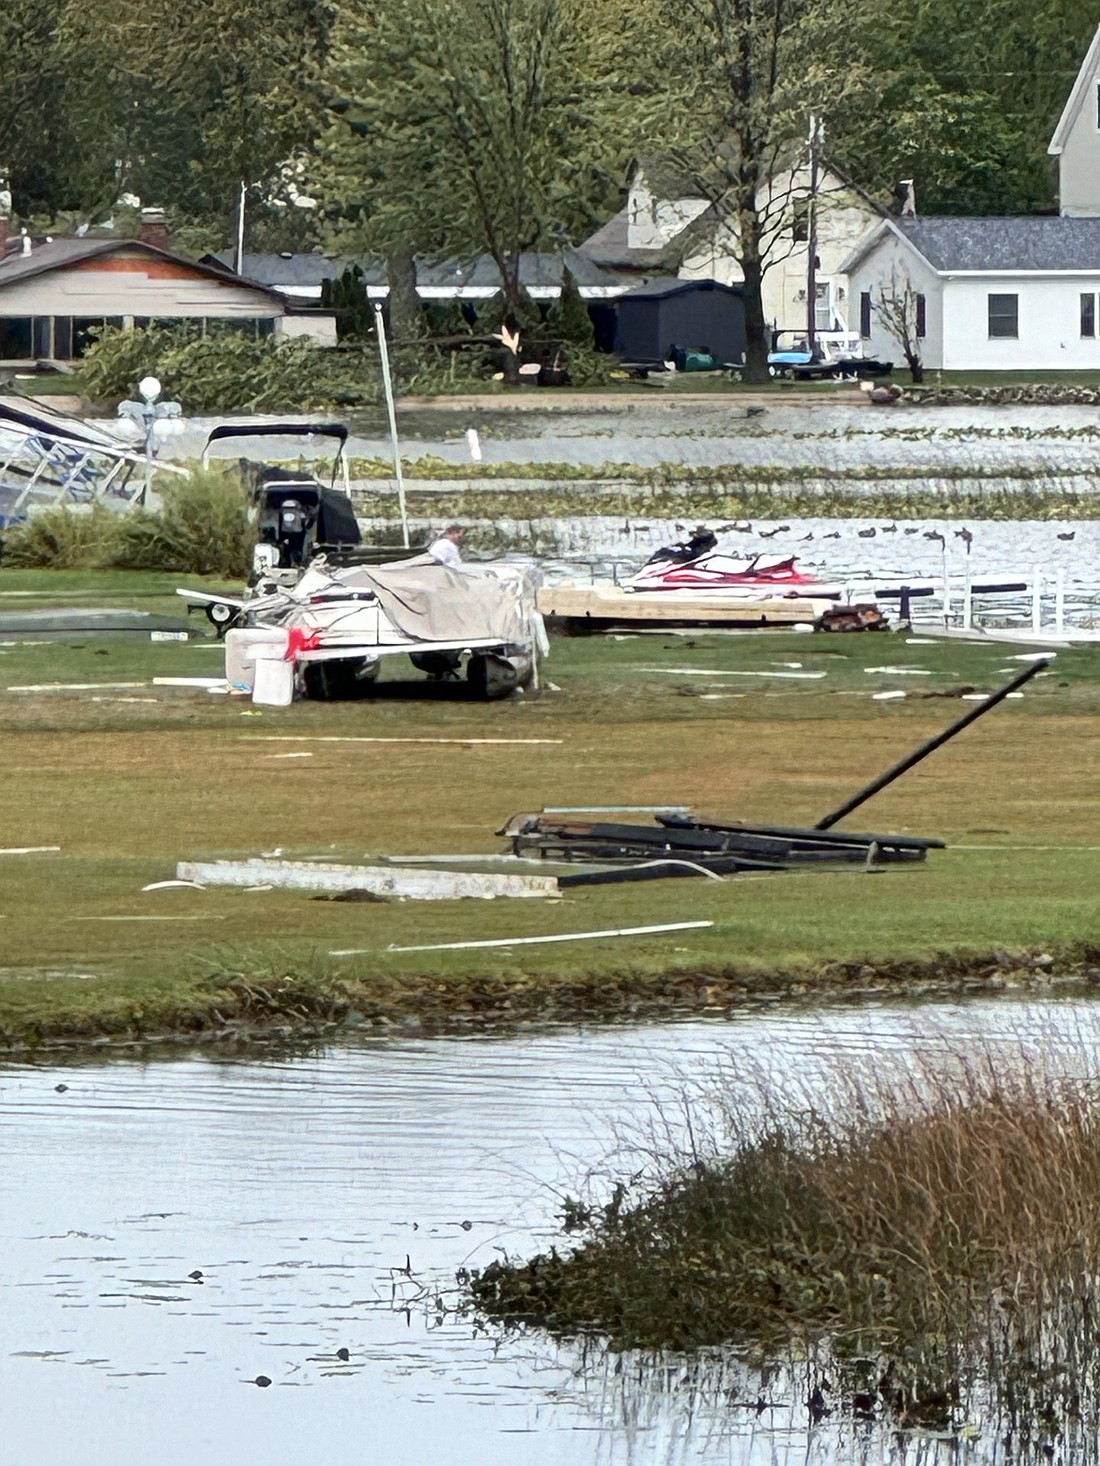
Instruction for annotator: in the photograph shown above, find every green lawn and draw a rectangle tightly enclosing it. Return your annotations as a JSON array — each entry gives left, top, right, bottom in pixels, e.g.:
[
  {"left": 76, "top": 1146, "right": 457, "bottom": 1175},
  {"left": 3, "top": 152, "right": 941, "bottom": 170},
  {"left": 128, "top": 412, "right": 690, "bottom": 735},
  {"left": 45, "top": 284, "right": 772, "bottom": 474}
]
[{"left": 2, "top": 569, "right": 1099, "bottom": 1046}]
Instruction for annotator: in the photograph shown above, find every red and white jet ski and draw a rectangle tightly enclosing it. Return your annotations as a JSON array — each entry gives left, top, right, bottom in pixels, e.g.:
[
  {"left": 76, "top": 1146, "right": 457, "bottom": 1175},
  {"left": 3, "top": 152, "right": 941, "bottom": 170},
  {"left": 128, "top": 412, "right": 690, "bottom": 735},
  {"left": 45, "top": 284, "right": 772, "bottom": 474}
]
[{"left": 628, "top": 533, "right": 834, "bottom": 596}]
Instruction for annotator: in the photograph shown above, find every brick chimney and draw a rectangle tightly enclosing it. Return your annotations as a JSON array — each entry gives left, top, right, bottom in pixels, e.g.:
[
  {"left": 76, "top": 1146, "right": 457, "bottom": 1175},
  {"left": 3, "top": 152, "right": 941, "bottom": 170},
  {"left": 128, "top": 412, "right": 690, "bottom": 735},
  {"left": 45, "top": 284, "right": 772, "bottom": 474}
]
[{"left": 138, "top": 207, "right": 170, "bottom": 251}]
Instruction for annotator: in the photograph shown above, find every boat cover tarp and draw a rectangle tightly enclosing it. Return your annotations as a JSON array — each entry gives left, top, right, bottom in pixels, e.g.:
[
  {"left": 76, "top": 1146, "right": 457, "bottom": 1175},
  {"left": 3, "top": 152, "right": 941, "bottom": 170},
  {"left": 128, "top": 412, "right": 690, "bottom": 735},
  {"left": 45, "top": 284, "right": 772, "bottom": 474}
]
[{"left": 336, "top": 555, "right": 533, "bottom": 645}]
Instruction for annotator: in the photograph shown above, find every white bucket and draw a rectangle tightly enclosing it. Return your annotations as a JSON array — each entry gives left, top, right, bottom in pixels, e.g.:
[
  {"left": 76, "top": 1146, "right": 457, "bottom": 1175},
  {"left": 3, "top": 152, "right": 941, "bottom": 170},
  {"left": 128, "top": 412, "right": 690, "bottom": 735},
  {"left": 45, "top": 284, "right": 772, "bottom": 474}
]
[
  {"left": 252, "top": 656, "right": 295, "bottom": 707},
  {"left": 225, "top": 627, "right": 288, "bottom": 692}
]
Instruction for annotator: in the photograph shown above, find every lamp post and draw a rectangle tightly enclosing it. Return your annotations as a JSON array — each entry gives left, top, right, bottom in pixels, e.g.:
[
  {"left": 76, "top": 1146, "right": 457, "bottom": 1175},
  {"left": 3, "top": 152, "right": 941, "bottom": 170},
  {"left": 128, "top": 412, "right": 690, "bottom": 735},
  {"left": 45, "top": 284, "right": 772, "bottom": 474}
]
[{"left": 117, "top": 375, "right": 181, "bottom": 505}]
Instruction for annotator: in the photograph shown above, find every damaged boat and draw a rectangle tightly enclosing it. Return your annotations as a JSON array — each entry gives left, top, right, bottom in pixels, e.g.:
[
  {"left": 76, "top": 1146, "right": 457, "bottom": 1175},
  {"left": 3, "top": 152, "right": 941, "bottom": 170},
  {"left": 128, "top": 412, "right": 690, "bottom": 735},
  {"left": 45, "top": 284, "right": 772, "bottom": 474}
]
[
  {"left": 183, "top": 419, "right": 546, "bottom": 702},
  {"left": 211, "top": 555, "right": 547, "bottom": 703}
]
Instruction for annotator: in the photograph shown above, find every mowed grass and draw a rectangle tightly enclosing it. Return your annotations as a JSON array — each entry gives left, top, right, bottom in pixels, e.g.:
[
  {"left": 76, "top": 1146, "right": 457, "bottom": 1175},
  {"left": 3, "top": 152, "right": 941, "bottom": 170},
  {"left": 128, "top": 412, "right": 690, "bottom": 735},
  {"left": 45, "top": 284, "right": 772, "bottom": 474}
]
[{"left": 2, "top": 570, "right": 1100, "bottom": 1042}]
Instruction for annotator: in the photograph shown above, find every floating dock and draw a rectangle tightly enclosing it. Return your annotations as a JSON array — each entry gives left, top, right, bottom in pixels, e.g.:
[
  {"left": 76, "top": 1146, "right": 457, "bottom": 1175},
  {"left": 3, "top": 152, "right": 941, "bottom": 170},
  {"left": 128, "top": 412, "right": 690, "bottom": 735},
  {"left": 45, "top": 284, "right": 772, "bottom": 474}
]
[{"left": 536, "top": 584, "right": 834, "bottom": 631}]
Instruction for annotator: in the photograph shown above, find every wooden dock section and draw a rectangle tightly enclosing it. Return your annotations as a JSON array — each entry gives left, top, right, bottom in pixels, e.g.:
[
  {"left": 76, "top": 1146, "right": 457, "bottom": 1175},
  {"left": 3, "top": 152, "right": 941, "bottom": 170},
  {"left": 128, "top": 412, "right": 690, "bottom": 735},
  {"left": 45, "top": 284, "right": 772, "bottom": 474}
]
[{"left": 537, "top": 583, "right": 833, "bottom": 631}]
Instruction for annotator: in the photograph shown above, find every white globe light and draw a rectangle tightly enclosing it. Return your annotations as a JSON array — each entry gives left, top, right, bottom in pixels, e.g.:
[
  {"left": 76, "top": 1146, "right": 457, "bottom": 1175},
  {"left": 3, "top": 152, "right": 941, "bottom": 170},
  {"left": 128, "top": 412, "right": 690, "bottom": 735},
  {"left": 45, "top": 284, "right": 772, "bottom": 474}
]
[{"left": 138, "top": 375, "right": 161, "bottom": 402}]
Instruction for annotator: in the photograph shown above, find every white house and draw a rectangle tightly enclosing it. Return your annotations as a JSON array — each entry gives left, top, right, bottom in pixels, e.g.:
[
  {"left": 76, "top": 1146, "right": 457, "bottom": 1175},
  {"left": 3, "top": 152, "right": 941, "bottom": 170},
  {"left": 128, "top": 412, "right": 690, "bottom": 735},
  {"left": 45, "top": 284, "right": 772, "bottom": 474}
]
[
  {"left": 579, "top": 155, "right": 883, "bottom": 339},
  {"left": 841, "top": 216, "right": 1100, "bottom": 372},
  {"left": 1049, "top": 23, "right": 1100, "bottom": 216}
]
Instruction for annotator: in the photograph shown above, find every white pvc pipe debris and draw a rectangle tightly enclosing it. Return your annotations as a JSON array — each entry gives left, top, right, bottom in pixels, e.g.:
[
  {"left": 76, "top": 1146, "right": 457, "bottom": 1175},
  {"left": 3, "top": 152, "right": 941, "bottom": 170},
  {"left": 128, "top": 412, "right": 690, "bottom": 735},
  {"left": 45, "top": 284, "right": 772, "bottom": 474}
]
[
  {"left": 349, "top": 919, "right": 716, "bottom": 956},
  {"left": 243, "top": 735, "right": 564, "bottom": 746}
]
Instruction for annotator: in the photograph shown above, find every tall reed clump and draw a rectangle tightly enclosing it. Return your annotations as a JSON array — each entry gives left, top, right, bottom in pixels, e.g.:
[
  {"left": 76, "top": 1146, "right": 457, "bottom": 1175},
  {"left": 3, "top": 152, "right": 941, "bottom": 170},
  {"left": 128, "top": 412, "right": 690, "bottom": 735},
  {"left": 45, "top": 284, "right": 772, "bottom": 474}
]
[
  {"left": 1, "top": 468, "right": 254, "bottom": 578},
  {"left": 470, "top": 1054, "right": 1100, "bottom": 1406}
]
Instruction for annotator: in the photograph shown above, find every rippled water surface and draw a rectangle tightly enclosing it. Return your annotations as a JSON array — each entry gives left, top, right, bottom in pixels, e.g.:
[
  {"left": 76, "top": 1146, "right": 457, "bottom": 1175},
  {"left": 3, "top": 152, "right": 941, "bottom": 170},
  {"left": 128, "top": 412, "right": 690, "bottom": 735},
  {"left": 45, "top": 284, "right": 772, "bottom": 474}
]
[{"left": 4, "top": 996, "right": 1098, "bottom": 1466}]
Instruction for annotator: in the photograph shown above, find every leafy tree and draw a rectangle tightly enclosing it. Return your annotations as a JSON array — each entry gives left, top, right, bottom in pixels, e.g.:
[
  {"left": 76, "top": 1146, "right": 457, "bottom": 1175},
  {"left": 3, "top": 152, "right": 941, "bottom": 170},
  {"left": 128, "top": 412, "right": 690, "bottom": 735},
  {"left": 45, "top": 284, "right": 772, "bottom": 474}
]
[
  {"left": 319, "top": 0, "right": 619, "bottom": 333},
  {"left": 625, "top": 0, "right": 856, "bottom": 382},
  {"left": 829, "top": 0, "right": 1100, "bottom": 215},
  {"left": 54, "top": 0, "right": 329, "bottom": 232}
]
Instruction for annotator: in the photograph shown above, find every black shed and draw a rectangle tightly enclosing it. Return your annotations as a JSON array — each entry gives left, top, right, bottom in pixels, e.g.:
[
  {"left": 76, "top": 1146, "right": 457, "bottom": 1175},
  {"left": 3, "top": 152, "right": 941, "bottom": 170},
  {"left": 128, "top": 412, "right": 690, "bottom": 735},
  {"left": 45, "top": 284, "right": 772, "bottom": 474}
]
[{"left": 612, "top": 278, "right": 745, "bottom": 366}]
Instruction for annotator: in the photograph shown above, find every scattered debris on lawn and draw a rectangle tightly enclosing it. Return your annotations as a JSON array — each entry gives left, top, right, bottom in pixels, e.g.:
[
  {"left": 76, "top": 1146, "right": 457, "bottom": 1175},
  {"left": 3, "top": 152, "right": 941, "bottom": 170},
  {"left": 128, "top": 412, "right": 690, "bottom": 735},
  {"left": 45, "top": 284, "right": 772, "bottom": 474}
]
[
  {"left": 0, "top": 845, "right": 61, "bottom": 856},
  {"left": 495, "top": 660, "right": 1047, "bottom": 886}
]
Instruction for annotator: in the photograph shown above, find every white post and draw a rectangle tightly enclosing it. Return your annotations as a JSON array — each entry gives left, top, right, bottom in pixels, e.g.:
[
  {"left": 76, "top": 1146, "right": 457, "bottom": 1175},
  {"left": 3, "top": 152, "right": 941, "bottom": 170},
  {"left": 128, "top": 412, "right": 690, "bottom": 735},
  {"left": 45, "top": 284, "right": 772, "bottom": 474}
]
[
  {"left": 1032, "top": 565, "right": 1043, "bottom": 634},
  {"left": 373, "top": 301, "right": 410, "bottom": 548},
  {"left": 1055, "top": 568, "right": 1065, "bottom": 633},
  {"left": 941, "top": 549, "right": 951, "bottom": 625},
  {"left": 962, "top": 558, "right": 972, "bottom": 630}
]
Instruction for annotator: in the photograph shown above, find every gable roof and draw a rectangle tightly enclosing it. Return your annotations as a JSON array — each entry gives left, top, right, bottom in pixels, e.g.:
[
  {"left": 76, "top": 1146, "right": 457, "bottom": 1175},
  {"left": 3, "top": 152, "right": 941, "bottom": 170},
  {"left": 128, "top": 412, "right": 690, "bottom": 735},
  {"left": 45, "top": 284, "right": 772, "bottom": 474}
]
[
  {"left": 0, "top": 237, "right": 286, "bottom": 303},
  {"left": 843, "top": 215, "right": 1100, "bottom": 275},
  {"left": 1050, "top": 24, "right": 1100, "bottom": 154},
  {"left": 576, "top": 208, "right": 669, "bottom": 271},
  {"left": 617, "top": 277, "right": 742, "bottom": 301}
]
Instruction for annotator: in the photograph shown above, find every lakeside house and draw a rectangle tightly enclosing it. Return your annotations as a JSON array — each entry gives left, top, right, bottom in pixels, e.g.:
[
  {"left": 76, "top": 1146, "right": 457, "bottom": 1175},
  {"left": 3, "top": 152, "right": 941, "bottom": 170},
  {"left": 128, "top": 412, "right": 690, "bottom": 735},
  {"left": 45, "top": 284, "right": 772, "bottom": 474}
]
[
  {"left": 578, "top": 154, "right": 884, "bottom": 341},
  {"left": 0, "top": 210, "right": 335, "bottom": 368},
  {"left": 842, "top": 216, "right": 1100, "bottom": 372},
  {"left": 845, "top": 22, "right": 1100, "bottom": 372}
]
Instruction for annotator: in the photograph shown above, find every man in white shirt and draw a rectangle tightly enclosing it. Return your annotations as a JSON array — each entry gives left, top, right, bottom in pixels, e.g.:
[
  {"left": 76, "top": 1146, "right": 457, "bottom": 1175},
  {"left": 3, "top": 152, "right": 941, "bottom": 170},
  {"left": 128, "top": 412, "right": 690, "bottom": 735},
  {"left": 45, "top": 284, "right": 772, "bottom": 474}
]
[{"left": 428, "top": 524, "right": 464, "bottom": 568}]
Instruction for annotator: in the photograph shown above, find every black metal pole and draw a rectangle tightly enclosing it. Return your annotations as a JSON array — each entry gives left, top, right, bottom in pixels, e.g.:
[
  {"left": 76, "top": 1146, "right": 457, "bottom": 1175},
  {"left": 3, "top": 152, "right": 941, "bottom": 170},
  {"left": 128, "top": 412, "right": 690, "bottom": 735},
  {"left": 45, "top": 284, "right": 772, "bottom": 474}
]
[{"left": 815, "top": 659, "right": 1050, "bottom": 831}]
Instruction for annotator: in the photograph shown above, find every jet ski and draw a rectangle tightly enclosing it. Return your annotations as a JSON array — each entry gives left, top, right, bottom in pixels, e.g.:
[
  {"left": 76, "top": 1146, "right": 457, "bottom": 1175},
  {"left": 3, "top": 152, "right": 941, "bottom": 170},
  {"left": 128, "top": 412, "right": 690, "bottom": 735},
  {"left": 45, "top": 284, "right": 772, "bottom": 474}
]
[{"left": 628, "top": 533, "right": 832, "bottom": 596}]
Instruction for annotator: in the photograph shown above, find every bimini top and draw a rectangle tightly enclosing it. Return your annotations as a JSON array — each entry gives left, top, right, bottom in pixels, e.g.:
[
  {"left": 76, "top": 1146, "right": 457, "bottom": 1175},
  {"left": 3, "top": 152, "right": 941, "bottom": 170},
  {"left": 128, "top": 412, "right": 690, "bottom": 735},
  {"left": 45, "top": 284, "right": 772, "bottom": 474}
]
[{"left": 203, "top": 422, "right": 349, "bottom": 449}]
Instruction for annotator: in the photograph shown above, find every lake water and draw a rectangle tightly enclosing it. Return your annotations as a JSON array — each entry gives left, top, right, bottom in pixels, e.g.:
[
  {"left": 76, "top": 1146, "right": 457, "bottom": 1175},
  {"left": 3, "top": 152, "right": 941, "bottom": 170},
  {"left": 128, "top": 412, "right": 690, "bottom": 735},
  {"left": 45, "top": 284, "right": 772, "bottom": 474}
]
[{"left": 4, "top": 995, "right": 1098, "bottom": 1466}]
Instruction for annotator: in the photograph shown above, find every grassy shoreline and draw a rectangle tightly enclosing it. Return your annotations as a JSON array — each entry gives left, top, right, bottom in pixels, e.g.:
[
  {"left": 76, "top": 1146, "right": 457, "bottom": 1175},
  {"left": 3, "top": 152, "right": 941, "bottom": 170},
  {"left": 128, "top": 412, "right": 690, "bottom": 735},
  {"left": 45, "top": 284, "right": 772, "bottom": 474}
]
[{"left": 4, "top": 940, "right": 1098, "bottom": 1057}]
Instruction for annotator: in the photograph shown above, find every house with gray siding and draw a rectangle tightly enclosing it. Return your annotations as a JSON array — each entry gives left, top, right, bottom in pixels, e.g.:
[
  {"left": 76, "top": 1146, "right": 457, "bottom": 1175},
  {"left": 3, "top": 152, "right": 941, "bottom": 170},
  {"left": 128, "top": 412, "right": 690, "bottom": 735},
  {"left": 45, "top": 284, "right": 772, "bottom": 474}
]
[{"left": 842, "top": 216, "right": 1100, "bottom": 371}]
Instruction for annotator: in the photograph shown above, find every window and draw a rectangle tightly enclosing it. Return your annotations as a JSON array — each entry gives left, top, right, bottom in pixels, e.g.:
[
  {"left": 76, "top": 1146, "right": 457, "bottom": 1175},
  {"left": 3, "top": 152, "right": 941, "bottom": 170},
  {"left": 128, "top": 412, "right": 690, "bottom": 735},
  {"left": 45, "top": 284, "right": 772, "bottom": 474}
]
[
  {"left": 792, "top": 198, "right": 810, "bottom": 243},
  {"left": 916, "top": 293, "right": 926, "bottom": 339},
  {"left": 53, "top": 318, "right": 73, "bottom": 360},
  {"left": 859, "top": 291, "right": 872, "bottom": 338},
  {"left": 988, "top": 293, "right": 1018, "bottom": 339},
  {"left": 1083, "top": 293, "right": 1096, "bottom": 337},
  {"left": 1095, "top": 79, "right": 1100, "bottom": 130},
  {"left": 0, "top": 318, "right": 33, "bottom": 358}
]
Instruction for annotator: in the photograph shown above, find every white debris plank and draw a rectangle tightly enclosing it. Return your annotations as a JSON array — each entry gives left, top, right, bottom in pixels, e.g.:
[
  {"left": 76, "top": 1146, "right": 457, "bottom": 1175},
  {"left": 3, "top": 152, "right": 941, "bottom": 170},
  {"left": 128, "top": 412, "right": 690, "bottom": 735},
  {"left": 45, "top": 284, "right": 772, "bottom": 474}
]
[
  {"left": 242, "top": 735, "right": 564, "bottom": 746},
  {"left": 7, "top": 682, "right": 148, "bottom": 693},
  {"left": 358, "top": 919, "right": 715, "bottom": 956},
  {"left": 0, "top": 845, "right": 61, "bottom": 855},
  {"left": 177, "top": 858, "right": 557, "bottom": 900},
  {"left": 153, "top": 677, "right": 229, "bottom": 689}
]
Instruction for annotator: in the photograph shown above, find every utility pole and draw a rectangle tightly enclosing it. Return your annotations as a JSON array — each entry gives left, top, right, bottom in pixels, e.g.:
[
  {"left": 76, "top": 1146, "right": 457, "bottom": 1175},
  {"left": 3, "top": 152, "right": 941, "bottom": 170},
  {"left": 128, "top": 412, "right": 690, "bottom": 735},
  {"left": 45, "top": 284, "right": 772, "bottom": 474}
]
[
  {"left": 806, "top": 113, "right": 821, "bottom": 356},
  {"left": 234, "top": 182, "right": 247, "bottom": 275}
]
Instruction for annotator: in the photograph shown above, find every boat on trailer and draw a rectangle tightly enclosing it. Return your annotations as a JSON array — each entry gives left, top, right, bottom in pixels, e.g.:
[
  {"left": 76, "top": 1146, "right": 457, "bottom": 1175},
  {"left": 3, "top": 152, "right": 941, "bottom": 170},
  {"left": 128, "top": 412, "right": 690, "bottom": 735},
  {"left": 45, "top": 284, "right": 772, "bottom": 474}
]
[{"left": 181, "top": 420, "right": 547, "bottom": 701}]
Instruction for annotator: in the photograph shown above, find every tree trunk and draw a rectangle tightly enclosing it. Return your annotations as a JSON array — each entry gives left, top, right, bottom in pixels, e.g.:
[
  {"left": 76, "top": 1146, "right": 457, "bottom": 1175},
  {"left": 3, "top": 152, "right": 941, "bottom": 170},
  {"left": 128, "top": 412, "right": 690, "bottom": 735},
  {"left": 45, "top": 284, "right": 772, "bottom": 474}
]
[
  {"left": 386, "top": 244, "right": 423, "bottom": 344},
  {"left": 906, "top": 353, "right": 924, "bottom": 384},
  {"left": 740, "top": 250, "right": 770, "bottom": 385}
]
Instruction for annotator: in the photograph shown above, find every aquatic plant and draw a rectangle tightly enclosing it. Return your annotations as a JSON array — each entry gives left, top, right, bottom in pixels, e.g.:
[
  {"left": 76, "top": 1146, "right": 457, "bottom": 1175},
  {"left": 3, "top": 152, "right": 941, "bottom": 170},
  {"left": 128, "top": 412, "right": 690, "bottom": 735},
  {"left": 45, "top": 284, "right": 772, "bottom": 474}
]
[{"left": 470, "top": 1051, "right": 1100, "bottom": 1420}]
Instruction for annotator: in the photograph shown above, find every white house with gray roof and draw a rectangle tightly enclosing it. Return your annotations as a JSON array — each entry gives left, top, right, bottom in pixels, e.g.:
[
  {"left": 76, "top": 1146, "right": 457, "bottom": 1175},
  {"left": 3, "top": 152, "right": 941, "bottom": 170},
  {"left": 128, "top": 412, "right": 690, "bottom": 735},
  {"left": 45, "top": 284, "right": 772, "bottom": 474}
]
[{"left": 841, "top": 216, "right": 1100, "bottom": 371}]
